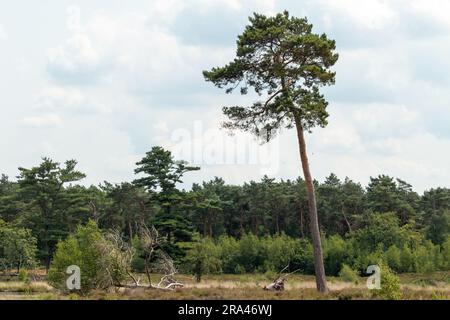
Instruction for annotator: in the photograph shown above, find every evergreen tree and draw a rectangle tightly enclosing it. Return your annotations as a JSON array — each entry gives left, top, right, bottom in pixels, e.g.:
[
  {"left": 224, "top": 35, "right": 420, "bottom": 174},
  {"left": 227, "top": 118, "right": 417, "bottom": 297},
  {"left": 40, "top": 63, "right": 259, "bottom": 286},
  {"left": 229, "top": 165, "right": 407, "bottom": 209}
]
[
  {"left": 17, "top": 158, "right": 86, "bottom": 269},
  {"left": 203, "top": 11, "right": 338, "bottom": 292}
]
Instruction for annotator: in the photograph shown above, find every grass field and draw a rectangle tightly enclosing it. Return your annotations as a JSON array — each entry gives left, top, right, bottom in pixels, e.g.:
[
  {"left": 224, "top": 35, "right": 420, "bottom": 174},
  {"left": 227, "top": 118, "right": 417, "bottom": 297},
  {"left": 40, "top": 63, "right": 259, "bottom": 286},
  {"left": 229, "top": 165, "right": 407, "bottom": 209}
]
[{"left": 0, "top": 272, "right": 449, "bottom": 300}]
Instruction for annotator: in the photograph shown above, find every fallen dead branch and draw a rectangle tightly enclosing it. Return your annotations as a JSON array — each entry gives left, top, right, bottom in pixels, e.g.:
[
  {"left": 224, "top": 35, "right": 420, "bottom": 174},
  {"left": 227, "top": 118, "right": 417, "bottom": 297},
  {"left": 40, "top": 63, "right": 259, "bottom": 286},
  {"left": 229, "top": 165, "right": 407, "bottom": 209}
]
[
  {"left": 108, "top": 223, "right": 184, "bottom": 291},
  {"left": 263, "top": 264, "right": 301, "bottom": 291}
]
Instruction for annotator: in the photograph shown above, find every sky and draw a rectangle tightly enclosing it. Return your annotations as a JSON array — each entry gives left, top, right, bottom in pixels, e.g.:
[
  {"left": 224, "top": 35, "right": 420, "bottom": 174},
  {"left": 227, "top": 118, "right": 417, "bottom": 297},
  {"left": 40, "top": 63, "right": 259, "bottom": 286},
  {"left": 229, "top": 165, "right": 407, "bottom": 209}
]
[{"left": 0, "top": 0, "right": 449, "bottom": 193}]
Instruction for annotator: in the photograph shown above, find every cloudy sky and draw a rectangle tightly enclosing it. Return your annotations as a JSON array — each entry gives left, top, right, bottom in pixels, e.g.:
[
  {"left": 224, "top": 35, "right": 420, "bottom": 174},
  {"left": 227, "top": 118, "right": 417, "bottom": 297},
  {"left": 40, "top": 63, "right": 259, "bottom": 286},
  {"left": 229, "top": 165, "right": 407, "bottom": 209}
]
[{"left": 1, "top": 0, "right": 449, "bottom": 193}]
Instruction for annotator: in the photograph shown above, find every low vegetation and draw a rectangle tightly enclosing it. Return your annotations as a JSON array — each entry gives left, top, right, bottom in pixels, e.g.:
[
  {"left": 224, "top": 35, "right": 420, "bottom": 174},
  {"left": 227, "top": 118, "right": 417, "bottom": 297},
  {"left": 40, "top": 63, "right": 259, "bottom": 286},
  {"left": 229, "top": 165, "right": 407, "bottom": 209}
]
[{"left": 0, "top": 273, "right": 448, "bottom": 300}]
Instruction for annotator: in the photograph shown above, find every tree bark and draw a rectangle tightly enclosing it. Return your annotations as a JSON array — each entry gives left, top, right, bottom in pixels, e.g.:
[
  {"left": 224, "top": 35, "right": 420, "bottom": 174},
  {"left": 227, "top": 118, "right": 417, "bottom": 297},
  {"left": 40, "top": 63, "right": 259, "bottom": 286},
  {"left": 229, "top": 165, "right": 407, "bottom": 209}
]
[
  {"left": 294, "top": 113, "right": 329, "bottom": 293},
  {"left": 299, "top": 204, "right": 305, "bottom": 238},
  {"left": 341, "top": 207, "right": 352, "bottom": 233},
  {"left": 209, "top": 215, "right": 213, "bottom": 238},
  {"left": 128, "top": 221, "right": 133, "bottom": 240}
]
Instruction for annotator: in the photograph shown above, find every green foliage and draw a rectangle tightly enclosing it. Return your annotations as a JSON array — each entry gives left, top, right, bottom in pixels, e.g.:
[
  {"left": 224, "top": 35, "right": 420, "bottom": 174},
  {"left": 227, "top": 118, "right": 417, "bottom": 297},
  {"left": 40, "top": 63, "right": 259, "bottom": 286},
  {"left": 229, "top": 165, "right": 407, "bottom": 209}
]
[
  {"left": 318, "top": 174, "right": 364, "bottom": 235},
  {"left": 264, "top": 234, "right": 312, "bottom": 272},
  {"left": 203, "top": 11, "right": 338, "bottom": 138},
  {"left": 0, "top": 220, "right": 37, "bottom": 272},
  {"left": 339, "top": 264, "right": 359, "bottom": 283},
  {"left": 1, "top": 150, "right": 449, "bottom": 278},
  {"left": 366, "top": 176, "right": 419, "bottom": 224},
  {"left": 185, "top": 238, "right": 222, "bottom": 282},
  {"left": 373, "top": 262, "right": 402, "bottom": 300},
  {"left": 16, "top": 158, "right": 86, "bottom": 268},
  {"left": 98, "top": 182, "right": 149, "bottom": 240},
  {"left": 48, "top": 235, "right": 82, "bottom": 291},
  {"left": 384, "top": 245, "right": 401, "bottom": 271},
  {"left": 426, "top": 210, "right": 450, "bottom": 245},
  {"left": 18, "top": 269, "right": 29, "bottom": 283},
  {"left": 150, "top": 209, "right": 195, "bottom": 262},
  {"left": 134, "top": 146, "right": 199, "bottom": 197},
  {"left": 323, "top": 235, "right": 348, "bottom": 276},
  {"left": 48, "top": 220, "right": 127, "bottom": 294},
  {"left": 130, "top": 235, "right": 145, "bottom": 272},
  {"left": 216, "top": 236, "right": 239, "bottom": 274},
  {"left": 183, "top": 235, "right": 314, "bottom": 275},
  {"left": 399, "top": 244, "right": 414, "bottom": 273},
  {"left": 236, "top": 234, "right": 267, "bottom": 273},
  {"left": 413, "top": 241, "right": 439, "bottom": 274},
  {"left": 442, "top": 237, "right": 450, "bottom": 270},
  {"left": 133, "top": 146, "right": 198, "bottom": 262},
  {"left": 353, "top": 212, "right": 415, "bottom": 252}
]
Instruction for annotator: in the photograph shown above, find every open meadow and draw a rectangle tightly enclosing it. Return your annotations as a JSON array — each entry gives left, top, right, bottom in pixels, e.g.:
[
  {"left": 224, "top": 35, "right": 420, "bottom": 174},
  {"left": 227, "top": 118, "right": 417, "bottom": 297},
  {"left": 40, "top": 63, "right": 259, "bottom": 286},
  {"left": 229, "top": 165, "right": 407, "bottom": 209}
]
[{"left": 0, "top": 272, "right": 448, "bottom": 300}]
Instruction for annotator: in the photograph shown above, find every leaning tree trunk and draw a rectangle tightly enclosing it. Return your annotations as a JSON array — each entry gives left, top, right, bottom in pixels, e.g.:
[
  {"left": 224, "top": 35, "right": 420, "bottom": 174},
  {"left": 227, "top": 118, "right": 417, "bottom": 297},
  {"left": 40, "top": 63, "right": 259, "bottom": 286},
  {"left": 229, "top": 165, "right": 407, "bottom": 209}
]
[{"left": 294, "top": 113, "right": 329, "bottom": 293}]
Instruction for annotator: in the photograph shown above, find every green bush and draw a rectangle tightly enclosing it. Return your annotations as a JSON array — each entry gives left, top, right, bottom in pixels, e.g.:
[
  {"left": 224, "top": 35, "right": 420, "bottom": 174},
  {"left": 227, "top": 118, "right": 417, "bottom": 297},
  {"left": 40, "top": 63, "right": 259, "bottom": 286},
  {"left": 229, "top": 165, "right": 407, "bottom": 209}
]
[
  {"left": 399, "top": 244, "right": 414, "bottom": 273},
  {"left": 373, "top": 262, "right": 402, "bottom": 300},
  {"left": 181, "top": 231, "right": 449, "bottom": 276},
  {"left": 413, "top": 242, "right": 437, "bottom": 274},
  {"left": 441, "top": 237, "right": 450, "bottom": 270},
  {"left": 18, "top": 269, "right": 29, "bottom": 283},
  {"left": 217, "top": 236, "right": 239, "bottom": 274},
  {"left": 130, "top": 235, "right": 145, "bottom": 272},
  {"left": 48, "top": 220, "right": 127, "bottom": 294},
  {"left": 323, "top": 235, "right": 348, "bottom": 276},
  {"left": 236, "top": 233, "right": 267, "bottom": 273},
  {"left": 264, "top": 234, "right": 296, "bottom": 271},
  {"left": 185, "top": 238, "right": 221, "bottom": 281},
  {"left": 384, "top": 245, "right": 401, "bottom": 271},
  {"left": 264, "top": 234, "right": 313, "bottom": 273},
  {"left": 339, "top": 264, "right": 359, "bottom": 283},
  {"left": 0, "top": 220, "right": 37, "bottom": 273}
]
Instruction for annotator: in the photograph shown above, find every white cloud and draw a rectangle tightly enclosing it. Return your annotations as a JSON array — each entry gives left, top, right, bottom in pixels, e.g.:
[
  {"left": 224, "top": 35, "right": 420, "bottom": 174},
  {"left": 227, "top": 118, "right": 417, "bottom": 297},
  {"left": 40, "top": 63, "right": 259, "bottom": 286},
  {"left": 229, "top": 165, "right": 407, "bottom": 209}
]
[
  {"left": 21, "top": 114, "right": 63, "bottom": 128},
  {"left": 408, "top": 0, "right": 450, "bottom": 29},
  {"left": 317, "top": 0, "right": 397, "bottom": 30},
  {"left": 352, "top": 104, "right": 420, "bottom": 138},
  {"left": 1, "top": 1, "right": 449, "bottom": 193},
  {"left": 0, "top": 24, "right": 6, "bottom": 40},
  {"left": 47, "top": 33, "right": 106, "bottom": 83},
  {"left": 33, "top": 87, "right": 110, "bottom": 114}
]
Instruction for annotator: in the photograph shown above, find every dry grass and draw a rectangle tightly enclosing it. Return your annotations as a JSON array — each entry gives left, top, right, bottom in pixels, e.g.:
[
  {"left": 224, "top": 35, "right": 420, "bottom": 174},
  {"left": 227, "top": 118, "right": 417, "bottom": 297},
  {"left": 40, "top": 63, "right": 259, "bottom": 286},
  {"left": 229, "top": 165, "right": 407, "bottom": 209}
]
[
  {"left": 0, "top": 281, "right": 53, "bottom": 293},
  {"left": 1, "top": 272, "right": 449, "bottom": 300},
  {"left": 86, "top": 272, "right": 450, "bottom": 300}
]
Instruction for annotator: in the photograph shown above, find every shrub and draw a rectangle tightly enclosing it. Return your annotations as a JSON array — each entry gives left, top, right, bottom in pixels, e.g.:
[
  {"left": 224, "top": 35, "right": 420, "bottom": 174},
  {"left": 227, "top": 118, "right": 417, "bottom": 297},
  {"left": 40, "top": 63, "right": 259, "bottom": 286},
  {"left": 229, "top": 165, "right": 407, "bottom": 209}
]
[
  {"left": 426, "top": 209, "right": 450, "bottom": 245},
  {"left": 130, "top": 235, "right": 145, "bottom": 272},
  {"left": 441, "top": 236, "right": 450, "bottom": 270},
  {"left": 399, "top": 244, "right": 414, "bottom": 273},
  {"left": 339, "top": 264, "right": 359, "bottom": 283},
  {"left": 217, "top": 236, "right": 239, "bottom": 274},
  {"left": 185, "top": 238, "right": 221, "bottom": 282},
  {"left": 236, "top": 233, "right": 267, "bottom": 273},
  {"left": 264, "top": 234, "right": 313, "bottom": 273},
  {"left": 264, "top": 234, "right": 295, "bottom": 272},
  {"left": 384, "top": 245, "right": 401, "bottom": 271},
  {"left": 48, "top": 220, "right": 128, "bottom": 294},
  {"left": 0, "top": 221, "right": 37, "bottom": 273},
  {"left": 48, "top": 235, "right": 82, "bottom": 291},
  {"left": 18, "top": 269, "right": 29, "bottom": 283},
  {"left": 323, "top": 235, "right": 347, "bottom": 276},
  {"left": 234, "top": 264, "right": 246, "bottom": 274},
  {"left": 373, "top": 262, "right": 402, "bottom": 300},
  {"left": 413, "top": 242, "right": 437, "bottom": 273}
]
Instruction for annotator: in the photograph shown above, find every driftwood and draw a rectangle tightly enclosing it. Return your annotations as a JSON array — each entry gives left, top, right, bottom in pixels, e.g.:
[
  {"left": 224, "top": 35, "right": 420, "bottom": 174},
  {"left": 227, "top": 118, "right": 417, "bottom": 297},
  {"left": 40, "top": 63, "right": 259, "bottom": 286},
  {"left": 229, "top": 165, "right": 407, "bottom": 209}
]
[{"left": 263, "top": 264, "right": 300, "bottom": 291}]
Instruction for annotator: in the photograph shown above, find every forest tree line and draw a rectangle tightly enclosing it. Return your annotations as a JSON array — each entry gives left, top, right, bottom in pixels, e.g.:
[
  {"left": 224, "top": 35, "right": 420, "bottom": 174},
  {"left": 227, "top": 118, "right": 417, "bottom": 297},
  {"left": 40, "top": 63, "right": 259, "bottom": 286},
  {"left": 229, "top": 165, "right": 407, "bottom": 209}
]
[{"left": 0, "top": 146, "right": 449, "bottom": 278}]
